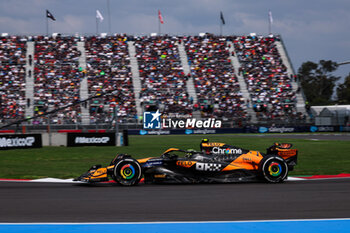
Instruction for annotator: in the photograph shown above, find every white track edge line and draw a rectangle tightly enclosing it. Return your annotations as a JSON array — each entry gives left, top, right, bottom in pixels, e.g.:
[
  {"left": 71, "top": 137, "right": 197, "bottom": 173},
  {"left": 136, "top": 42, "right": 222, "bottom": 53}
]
[{"left": 1, "top": 218, "right": 350, "bottom": 225}]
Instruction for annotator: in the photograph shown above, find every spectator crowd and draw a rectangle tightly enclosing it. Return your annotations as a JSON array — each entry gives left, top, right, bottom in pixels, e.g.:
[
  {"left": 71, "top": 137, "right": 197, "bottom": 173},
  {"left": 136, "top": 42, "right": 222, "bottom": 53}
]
[
  {"left": 184, "top": 35, "right": 247, "bottom": 120},
  {"left": 0, "top": 34, "right": 304, "bottom": 125},
  {"left": 85, "top": 35, "right": 137, "bottom": 123},
  {"left": 0, "top": 36, "right": 27, "bottom": 123},
  {"left": 33, "top": 36, "right": 83, "bottom": 124},
  {"left": 233, "top": 35, "right": 302, "bottom": 121},
  {"left": 134, "top": 36, "right": 192, "bottom": 115}
]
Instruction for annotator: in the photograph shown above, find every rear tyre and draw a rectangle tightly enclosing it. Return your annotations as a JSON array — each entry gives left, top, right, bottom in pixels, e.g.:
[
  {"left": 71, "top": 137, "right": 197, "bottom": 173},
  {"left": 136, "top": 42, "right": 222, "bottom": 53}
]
[
  {"left": 259, "top": 156, "right": 288, "bottom": 183},
  {"left": 113, "top": 158, "right": 142, "bottom": 186}
]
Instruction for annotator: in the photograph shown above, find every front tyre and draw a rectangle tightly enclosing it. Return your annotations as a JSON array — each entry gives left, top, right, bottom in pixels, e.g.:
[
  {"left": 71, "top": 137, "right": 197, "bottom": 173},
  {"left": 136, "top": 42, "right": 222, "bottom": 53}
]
[
  {"left": 113, "top": 158, "right": 142, "bottom": 186},
  {"left": 259, "top": 156, "right": 288, "bottom": 183}
]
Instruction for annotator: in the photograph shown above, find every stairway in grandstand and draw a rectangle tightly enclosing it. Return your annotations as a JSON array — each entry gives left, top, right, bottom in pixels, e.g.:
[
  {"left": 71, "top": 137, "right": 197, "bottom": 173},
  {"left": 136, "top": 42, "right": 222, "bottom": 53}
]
[
  {"left": 25, "top": 41, "right": 34, "bottom": 118},
  {"left": 127, "top": 41, "right": 142, "bottom": 117},
  {"left": 229, "top": 42, "right": 258, "bottom": 123},
  {"left": 177, "top": 41, "right": 201, "bottom": 118},
  {"left": 77, "top": 41, "right": 90, "bottom": 124},
  {"left": 275, "top": 41, "right": 306, "bottom": 115}
]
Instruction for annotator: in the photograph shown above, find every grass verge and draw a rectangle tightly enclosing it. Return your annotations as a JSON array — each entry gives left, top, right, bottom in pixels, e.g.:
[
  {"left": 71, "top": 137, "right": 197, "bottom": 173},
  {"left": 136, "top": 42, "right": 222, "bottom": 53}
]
[{"left": 0, "top": 135, "right": 349, "bottom": 179}]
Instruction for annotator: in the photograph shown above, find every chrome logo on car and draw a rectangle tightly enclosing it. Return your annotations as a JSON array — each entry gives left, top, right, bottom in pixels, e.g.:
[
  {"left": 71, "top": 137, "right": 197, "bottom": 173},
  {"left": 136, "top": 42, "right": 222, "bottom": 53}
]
[{"left": 212, "top": 147, "right": 242, "bottom": 155}]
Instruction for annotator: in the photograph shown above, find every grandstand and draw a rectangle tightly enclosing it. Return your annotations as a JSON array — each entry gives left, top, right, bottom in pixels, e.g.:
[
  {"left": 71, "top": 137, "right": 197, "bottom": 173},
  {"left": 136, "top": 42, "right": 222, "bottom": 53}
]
[
  {"left": 184, "top": 35, "right": 247, "bottom": 121},
  {"left": 85, "top": 35, "right": 137, "bottom": 124},
  {"left": 0, "top": 36, "right": 27, "bottom": 123},
  {"left": 233, "top": 35, "right": 304, "bottom": 123},
  {"left": 33, "top": 35, "right": 82, "bottom": 124},
  {"left": 0, "top": 33, "right": 307, "bottom": 128},
  {"left": 134, "top": 36, "right": 192, "bottom": 116}
]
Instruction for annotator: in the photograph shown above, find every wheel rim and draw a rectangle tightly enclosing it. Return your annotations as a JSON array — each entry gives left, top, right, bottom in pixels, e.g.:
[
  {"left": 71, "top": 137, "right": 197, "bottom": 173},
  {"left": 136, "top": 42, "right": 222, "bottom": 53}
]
[
  {"left": 268, "top": 162, "right": 282, "bottom": 177},
  {"left": 120, "top": 164, "right": 135, "bottom": 180}
]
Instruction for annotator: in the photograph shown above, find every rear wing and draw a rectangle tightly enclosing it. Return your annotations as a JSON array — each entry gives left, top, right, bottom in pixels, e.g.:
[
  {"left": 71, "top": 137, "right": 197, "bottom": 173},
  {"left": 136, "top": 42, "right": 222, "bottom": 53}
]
[{"left": 267, "top": 143, "right": 298, "bottom": 170}]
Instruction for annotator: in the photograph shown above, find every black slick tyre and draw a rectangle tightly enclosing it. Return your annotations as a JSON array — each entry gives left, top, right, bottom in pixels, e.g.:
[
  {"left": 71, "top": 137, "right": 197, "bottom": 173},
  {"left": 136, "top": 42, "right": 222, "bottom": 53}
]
[
  {"left": 113, "top": 158, "right": 142, "bottom": 186},
  {"left": 259, "top": 156, "right": 288, "bottom": 183}
]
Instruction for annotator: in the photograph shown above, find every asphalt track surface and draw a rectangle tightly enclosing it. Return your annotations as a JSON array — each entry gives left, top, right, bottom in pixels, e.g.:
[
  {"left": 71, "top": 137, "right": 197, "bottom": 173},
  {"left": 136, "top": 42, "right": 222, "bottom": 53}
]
[{"left": 1, "top": 179, "right": 350, "bottom": 222}]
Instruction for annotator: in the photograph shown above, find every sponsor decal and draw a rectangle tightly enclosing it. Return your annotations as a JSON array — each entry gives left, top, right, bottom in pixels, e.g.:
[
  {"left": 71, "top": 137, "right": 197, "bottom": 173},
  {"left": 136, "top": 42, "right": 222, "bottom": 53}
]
[
  {"left": 317, "top": 126, "right": 334, "bottom": 132},
  {"left": 340, "top": 126, "right": 350, "bottom": 132},
  {"left": 196, "top": 162, "right": 222, "bottom": 171},
  {"left": 212, "top": 147, "right": 242, "bottom": 155},
  {"left": 310, "top": 126, "right": 318, "bottom": 132},
  {"left": 176, "top": 161, "right": 194, "bottom": 168},
  {"left": 67, "top": 133, "right": 116, "bottom": 147},
  {"left": 259, "top": 127, "right": 269, "bottom": 133},
  {"left": 74, "top": 137, "right": 110, "bottom": 144},
  {"left": 0, "top": 137, "right": 35, "bottom": 148},
  {"left": 259, "top": 126, "right": 295, "bottom": 133},
  {"left": 0, "top": 134, "right": 42, "bottom": 150},
  {"left": 139, "top": 130, "right": 170, "bottom": 135},
  {"left": 310, "top": 126, "right": 336, "bottom": 132},
  {"left": 185, "top": 129, "right": 216, "bottom": 134},
  {"left": 277, "top": 149, "right": 297, "bottom": 157},
  {"left": 144, "top": 159, "right": 163, "bottom": 167},
  {"left": 268, "top": 127, "right": 295, "bottom": 133},
  {"left": 139, "top": 130, "right": 148, "bottom": 135},
  {"left": 192, "top": 129, "right": 216, "bottom": 134},
  {"left": 129, "top": 127, "right": 245, "bottom": 135},
  {"left": 204, "top": 142, "right": 225, "bottom": 147},
  {"left": 185, "top": 129, "right": 193, "bottom": 135},
  {"left": 243, "top": 157, "right": 252, "bottom": 162},
  {"left": 147, "top": 130, "right": 170, "bottom": 135}
]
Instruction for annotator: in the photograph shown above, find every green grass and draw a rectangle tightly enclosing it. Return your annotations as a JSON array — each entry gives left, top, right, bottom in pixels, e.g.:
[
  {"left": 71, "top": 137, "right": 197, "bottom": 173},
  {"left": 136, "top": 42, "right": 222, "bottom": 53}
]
[{"left": 0, "top": 134, "right": 349, "bottom": 179}]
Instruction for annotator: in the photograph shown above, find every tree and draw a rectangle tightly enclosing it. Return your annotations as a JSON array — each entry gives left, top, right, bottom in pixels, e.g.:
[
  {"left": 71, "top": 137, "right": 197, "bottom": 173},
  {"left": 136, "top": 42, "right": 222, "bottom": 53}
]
[
  {"left": 298, "top": 60, "right": 339, "bottom": 105},
  {"left": 337, "top": 73, "right": 350, "bottom": 104}
]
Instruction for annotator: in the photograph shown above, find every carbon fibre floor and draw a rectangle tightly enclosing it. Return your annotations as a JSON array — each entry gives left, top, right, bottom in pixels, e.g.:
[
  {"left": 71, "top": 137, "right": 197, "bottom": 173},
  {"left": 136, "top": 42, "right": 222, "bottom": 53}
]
[{"left": 0, "top": 179, "right": 349, "bottom": 222}]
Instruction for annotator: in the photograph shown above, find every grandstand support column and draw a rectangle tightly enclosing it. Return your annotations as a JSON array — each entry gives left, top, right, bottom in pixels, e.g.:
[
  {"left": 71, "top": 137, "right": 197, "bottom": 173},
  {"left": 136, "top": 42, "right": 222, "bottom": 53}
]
[
  {"left": 127, "top": 41, "right": 142, "bottom": 117},
  {"left": 275, "top": 41, "right": 306, "bottom": 115},
  {"left": 228, "top": 42, "right": 257, "bottom": 123},
  {"left": 177, "top": 42, "right": 197, "bottom": 102},
  {"left": 25, "top": 41, "right": 35, "bottom": 119},
  {"left": 77, "top": 41, "right": 90, "bottom": 124}
]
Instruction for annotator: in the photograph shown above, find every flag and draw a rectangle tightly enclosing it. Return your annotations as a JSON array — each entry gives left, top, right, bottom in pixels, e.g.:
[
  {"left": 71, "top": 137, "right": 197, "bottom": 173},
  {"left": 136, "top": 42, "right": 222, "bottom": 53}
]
[
  {"left": 158, "top": 10, "right": 164, "bottom": 24},
  {"left": 220, "top": 11, "right": 225, "bottom": 25},
  {"left": 46, "top": 10, "right": 56, "bottom": 21},
  {"left": 96, "top": 10, "right": 104, "bottom": 22},
  {"left": 268, "top": 10, "right": 273, "bottom": 24}
]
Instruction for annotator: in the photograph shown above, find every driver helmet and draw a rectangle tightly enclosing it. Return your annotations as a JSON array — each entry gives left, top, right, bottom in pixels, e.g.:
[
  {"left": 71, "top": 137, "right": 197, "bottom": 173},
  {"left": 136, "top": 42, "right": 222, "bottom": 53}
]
[{"left": 200, "top": 138, "right": 209, "bottom": 151}]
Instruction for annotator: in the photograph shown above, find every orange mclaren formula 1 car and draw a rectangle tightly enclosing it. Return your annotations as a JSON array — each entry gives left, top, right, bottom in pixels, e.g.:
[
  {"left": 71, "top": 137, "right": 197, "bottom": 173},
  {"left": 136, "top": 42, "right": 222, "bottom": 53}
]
[{"left": 74, "top": 139, "right": 298, "bottom": 185}]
